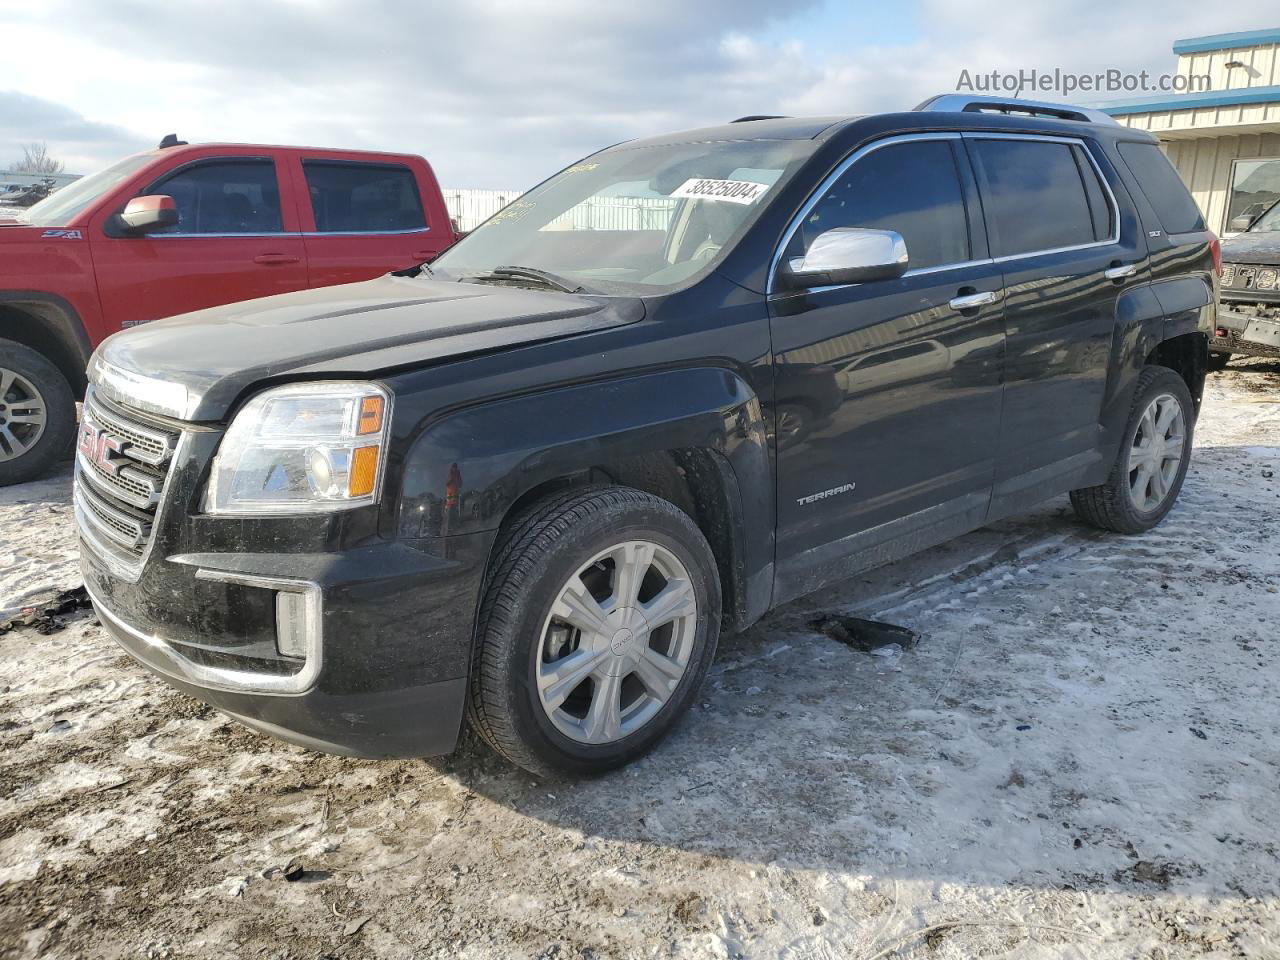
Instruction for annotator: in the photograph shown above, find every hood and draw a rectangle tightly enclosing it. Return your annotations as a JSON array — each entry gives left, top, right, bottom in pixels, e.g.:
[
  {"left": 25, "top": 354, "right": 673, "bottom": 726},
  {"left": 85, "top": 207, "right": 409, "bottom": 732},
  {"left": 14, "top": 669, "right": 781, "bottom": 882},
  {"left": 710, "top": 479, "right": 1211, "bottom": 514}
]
[
  {"left": 94, "top": 274, "right": 644, "bottom": 421},
  {"left": 1221, "top": 230, "right": 1280, "bottom": 265}
]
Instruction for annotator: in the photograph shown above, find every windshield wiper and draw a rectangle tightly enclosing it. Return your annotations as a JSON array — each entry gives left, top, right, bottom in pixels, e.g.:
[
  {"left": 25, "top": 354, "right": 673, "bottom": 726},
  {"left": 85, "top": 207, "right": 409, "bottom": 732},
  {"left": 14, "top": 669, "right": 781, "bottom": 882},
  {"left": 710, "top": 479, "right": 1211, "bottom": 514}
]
[{"left": 468, "top": 265, "right": 588, "bottom": 294}]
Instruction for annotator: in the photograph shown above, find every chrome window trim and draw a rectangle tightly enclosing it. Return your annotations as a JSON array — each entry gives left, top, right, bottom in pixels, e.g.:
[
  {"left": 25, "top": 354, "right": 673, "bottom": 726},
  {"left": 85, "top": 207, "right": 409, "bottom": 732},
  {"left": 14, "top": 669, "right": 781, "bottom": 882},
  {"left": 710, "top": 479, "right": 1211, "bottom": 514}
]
[
  {"left": 86, "top": 574, "right": 323, "bottom": 697},
  {"left": 768, "top": 130, "right": 1124, "bottom": 295},
  {"left": 144, "top": 226, "right": 433, "bottom": 239}
]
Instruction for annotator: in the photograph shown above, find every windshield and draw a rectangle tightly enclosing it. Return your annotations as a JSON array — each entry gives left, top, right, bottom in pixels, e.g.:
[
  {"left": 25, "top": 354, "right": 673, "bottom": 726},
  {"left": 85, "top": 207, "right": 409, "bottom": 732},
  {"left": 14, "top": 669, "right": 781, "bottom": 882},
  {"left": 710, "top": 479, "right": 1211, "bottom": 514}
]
[
  {"left": 1249, "top": 199, "right": 1280, "bottom": 233},
  {"left": 20, "top": 153, "right": 154, "bottom": 227},
  {"left": 431, "top": 138, "right": 819, "bottom": 294}
]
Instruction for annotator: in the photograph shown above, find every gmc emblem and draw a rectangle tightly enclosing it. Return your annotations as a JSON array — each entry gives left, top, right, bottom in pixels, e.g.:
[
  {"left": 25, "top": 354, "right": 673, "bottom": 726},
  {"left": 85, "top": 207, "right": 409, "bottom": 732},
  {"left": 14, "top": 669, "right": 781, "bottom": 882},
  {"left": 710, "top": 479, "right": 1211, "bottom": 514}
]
[{"left": 78, "top": 422, "right": 126, "bottom": 475}]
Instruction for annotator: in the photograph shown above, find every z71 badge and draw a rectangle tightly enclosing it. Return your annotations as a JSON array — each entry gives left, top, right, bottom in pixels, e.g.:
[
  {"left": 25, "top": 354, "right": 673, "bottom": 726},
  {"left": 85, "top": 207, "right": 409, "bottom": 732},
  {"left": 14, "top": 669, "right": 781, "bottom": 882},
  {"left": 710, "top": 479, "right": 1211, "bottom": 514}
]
[{"left": 41, "top": 229, "right": 83, "bottom": 240}]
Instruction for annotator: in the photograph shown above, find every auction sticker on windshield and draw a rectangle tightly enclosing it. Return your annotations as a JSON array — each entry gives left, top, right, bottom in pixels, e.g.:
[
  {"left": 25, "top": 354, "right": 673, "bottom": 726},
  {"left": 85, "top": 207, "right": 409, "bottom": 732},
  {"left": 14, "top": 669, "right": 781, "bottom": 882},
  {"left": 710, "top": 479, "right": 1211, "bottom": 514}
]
[{"left": 671, "top": 178, "right": 770, "bottom": 205}]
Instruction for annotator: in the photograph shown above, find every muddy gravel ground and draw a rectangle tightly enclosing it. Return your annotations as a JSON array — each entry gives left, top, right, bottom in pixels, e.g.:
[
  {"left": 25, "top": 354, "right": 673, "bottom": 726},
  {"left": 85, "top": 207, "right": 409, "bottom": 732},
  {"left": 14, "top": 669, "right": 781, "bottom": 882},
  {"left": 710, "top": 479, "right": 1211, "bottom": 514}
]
[{"left": 1, "top": 362, "right": 1278, "bottom": 960}]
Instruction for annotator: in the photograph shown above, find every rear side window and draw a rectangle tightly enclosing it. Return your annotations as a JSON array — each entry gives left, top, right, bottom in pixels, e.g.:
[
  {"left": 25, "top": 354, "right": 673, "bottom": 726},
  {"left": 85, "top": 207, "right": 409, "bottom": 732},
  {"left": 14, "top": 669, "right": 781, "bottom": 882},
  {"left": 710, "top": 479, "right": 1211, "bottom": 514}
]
[
  {"left": 1117, "top": 142, "right": 1205, "bottom": 234},
  {"left": 147, "top": 159, "right": 282, "bottom": 234},
  {"left": 970, "top": 139, "right": 1107, "bottom": 257},
  {"left": 788, "top": 139, "right": 970, "bottom": 271},
  {"left": 303, "top": 161, "right": 426, "bottom": 233}
]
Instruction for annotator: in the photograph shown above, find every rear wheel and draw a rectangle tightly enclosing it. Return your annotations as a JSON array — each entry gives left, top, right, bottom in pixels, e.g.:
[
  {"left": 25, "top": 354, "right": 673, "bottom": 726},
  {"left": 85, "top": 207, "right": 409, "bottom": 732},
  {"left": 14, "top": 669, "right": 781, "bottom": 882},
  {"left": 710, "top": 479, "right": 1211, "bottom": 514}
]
[
  {"left": 0, "top": 339, "right": 75, "bottom": 486},
  {"left": 1070, "top": 365, "right": 1194, "bottom": 534},
  {"left": 467, "top": 486, "right": 721, "bottom": 777},
  {"left": 1206, "top": 351, "right": 1231, "bottom": 372}
]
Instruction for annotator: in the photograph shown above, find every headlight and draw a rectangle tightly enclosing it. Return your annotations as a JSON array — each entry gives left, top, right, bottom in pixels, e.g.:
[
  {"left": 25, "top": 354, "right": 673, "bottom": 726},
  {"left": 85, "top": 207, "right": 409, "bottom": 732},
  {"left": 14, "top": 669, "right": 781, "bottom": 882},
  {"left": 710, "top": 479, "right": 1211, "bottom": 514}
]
[{"left": 204, "top": 382, "right": 391, "bottom": 515}]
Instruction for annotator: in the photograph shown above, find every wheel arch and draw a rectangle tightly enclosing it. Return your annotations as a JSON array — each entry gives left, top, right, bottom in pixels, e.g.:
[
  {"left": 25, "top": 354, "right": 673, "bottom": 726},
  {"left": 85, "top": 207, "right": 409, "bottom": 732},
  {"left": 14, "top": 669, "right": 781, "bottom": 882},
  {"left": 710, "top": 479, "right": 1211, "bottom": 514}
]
[
  {"left": 393, "top": 366, "right": 776, "bottom": 632},
  {"left": 0, "top": 292, "right": 93, "bottom": 395}
]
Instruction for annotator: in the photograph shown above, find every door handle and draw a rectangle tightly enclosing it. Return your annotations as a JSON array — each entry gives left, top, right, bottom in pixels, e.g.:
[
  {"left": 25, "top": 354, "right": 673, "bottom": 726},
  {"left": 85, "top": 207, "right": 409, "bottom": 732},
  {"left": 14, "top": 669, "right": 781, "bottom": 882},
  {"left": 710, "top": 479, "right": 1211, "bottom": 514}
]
[
  {"left": 949, "top": 290, "right": 1002, "bottom": 310},
  {"left": 253, "top": 253, "right": 301, "bottom": 265},
  {"left": 1104, "top": 262, "right": 1139, "bottom": 281}
]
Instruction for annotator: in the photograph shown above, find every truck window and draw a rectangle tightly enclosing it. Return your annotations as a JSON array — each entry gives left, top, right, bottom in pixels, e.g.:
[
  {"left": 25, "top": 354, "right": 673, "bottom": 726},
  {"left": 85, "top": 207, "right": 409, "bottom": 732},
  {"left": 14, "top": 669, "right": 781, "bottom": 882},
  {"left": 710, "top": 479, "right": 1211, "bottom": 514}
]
[
  {"left": 146, "top": 159, "right": 283, "bottom": 234},
  {"left": 786, "top": 139, "right": 970, "bottom": 271},
  {"left": 970, "top": 139, "right": 1105, "bottom": 257},
  {"left": 303, "top": 161, "right": 427, "bottom": 232},
  {"left": 1117, "top": 142, "right": 1205, "bottom": 234}
]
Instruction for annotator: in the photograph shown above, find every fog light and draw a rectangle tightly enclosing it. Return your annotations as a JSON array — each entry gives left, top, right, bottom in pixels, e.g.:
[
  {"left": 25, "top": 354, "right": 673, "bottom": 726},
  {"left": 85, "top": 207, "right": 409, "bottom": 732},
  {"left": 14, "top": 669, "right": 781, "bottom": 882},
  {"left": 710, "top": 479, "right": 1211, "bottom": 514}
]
[{"left": 275, "top": 591, "right": 311, "bottom": 659}]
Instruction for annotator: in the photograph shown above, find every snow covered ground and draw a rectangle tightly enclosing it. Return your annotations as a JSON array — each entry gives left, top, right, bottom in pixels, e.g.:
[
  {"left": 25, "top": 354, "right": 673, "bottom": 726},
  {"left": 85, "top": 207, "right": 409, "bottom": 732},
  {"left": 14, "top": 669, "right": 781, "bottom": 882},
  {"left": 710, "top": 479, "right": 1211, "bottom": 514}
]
[{"left": 0, "top": 361, "right": 1277, "bottom": 959}]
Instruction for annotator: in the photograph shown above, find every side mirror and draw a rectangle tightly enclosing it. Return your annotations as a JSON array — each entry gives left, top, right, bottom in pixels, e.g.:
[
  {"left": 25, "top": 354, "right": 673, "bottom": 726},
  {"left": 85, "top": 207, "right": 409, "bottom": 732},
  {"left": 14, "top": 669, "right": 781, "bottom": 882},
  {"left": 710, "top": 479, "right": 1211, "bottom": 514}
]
[
  {"left": 779, "top": 227, "right": 909, "bottom": 290},
  {"left": 1228, "top": 213, "right": 1256, "bottom": 233},
  {"left": 119, "top": 195, "right": 178, "bottom": 234}
]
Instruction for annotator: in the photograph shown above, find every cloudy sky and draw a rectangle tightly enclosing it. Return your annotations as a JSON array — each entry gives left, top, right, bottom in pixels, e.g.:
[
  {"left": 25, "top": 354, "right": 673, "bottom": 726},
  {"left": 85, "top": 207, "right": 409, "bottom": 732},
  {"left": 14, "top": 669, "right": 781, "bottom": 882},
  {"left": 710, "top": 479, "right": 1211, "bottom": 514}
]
[{"left": 1, "top": 1, "right": 1276, "bottom": 189}]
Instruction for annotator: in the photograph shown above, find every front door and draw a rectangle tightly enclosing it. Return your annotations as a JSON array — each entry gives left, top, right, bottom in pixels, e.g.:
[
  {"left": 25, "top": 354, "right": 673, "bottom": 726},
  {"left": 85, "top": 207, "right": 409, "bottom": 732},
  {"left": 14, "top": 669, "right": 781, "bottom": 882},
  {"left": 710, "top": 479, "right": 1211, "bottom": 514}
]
[
  {"left": 769, "top": 135, "right": 1006, "bottom": 601},
  {"left": 92, "top": 157, "right": 308, "bottom": 330}
]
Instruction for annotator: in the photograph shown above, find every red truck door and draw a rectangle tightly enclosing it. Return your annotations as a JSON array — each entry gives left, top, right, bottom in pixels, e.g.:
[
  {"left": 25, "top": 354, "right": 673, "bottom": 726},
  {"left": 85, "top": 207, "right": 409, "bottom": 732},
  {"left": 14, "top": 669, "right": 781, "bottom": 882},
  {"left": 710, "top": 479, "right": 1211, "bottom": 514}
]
[
  {"left": 91, "top": 155, "right": 308, "bottom": 330},
  {"left": 291, "top": 155, "right": 453, "bottom": 287}
]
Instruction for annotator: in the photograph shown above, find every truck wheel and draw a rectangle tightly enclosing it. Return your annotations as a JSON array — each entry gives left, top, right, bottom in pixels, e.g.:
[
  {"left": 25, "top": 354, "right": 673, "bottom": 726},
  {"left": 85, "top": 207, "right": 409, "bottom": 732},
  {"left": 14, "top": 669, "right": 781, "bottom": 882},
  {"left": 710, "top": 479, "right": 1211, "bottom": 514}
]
[
  {"left": 0, "top": 339, "right": 75, "bottom": 486},
  {"left": 1206, "top": 351, "right": 1231, "bottom": 372},
  {"left": 467, "top": 486, "right": 721, "bottom": 777},
  {"left": 1069, "top": 366, "right": 1194, "bottom": 534}
]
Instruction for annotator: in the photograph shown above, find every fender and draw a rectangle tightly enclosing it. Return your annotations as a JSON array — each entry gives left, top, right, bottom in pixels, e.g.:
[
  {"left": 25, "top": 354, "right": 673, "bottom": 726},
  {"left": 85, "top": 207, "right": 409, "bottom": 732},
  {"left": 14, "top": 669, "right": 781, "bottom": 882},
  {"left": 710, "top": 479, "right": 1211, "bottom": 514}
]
[
  {"left": 1091, "top": 277, "right": 1211, "bottom": 486},
  {"left": 0, "top": 291, "right": 95, "bottom": 392},
  {"left": 395, "top": 365, "right": 775, "bottom": 626}
]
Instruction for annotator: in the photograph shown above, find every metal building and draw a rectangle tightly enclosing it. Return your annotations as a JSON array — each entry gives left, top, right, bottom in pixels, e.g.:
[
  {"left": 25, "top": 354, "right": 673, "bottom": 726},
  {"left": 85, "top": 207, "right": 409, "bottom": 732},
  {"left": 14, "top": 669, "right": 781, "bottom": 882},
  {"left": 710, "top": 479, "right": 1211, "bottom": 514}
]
[{"left": 1097, "top": 28, "right": 1280, "bottom": 235}]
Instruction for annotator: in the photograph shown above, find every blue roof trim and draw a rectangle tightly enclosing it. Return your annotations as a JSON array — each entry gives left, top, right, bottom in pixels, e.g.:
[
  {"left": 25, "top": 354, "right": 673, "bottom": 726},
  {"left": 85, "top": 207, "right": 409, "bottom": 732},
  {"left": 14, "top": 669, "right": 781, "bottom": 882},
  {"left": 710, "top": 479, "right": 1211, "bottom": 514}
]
[
  {"left": 1173, "top": 28, "right": 1280, "bottom": 55},
  {"left": 1095, "top": 84, "right": 1280, "bottom": 116}
]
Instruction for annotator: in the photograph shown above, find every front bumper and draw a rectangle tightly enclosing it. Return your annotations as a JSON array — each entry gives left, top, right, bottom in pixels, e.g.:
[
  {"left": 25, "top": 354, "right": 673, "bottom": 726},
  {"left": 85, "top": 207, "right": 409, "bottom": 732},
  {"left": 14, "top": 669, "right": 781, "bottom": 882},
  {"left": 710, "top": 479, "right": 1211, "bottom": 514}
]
[
  {"left": 81, "top": 531, "right": 493, "bottom": 758},
  {"left": 1212, "top": 307, "right": 1280, "bottom": 359}
]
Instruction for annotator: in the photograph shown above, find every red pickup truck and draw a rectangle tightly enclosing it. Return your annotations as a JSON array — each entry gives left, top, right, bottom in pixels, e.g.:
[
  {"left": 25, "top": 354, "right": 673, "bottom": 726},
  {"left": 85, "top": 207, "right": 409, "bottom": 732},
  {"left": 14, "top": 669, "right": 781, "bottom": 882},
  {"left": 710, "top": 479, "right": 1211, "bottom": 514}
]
[{"left": 0, "top": 138, "right": 457, "bottom": 484}]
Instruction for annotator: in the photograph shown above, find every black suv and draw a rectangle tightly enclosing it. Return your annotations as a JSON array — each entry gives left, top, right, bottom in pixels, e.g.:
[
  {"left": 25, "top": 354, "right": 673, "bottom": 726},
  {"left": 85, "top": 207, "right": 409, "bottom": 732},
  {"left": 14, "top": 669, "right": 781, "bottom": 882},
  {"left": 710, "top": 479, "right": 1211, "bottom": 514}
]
[
  {"left": 1211, "top": 199, "right": 1280, "bottom": 367},
  {"left": 76, "top": 95, "right": 1217, "bottom": 777}
]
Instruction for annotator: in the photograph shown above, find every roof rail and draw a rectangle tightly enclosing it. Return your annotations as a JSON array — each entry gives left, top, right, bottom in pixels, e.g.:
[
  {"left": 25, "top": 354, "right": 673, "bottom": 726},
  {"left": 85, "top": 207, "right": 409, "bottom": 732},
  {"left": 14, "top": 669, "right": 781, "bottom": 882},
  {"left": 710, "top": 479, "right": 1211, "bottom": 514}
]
[
  {"left": 731, "top": 115, "right": 789, "bottom": 123},
  {"left": 913, "top": 94, "right": 1118, "bottom": 126}
]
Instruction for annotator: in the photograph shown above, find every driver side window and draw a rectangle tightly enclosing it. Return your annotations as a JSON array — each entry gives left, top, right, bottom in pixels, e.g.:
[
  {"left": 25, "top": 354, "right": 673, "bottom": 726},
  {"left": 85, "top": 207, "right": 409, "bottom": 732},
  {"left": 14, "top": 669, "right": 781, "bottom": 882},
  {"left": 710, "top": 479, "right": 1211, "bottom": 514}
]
[
  {"left": 144, "top": 159, "right": 283, "bottom": 235},
  {"left": 790, "top": 139, "right": 970, "bottom": 271}
]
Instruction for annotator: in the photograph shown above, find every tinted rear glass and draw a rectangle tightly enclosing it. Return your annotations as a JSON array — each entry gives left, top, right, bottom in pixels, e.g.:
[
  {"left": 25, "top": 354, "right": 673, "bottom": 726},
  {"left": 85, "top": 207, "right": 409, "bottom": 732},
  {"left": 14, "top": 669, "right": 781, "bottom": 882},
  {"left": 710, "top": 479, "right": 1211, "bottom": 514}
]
[
  {"left": 1117, "top": 142, "right": 1205, "bottom": 234},
  {"left": 304, "top": 161, "right": 426, "bottom": 232},
  {"left": 970, "top": 139, "right": 1100, "bottom": 257}
]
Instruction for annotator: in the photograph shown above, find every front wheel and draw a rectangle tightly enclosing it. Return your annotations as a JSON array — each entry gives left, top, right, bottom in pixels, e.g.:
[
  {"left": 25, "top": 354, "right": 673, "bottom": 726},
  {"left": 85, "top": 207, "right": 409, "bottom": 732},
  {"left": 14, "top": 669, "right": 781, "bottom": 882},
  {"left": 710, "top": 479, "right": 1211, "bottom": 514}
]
[
  {"left": 1070, "top": 365, "right": 1195, "bottom": 534},
  {"left": 467, "top": 486, "right": 721, "bottom": 777},
  {"left": 0, "top": 339, "right": 76, "bottom": 487}
]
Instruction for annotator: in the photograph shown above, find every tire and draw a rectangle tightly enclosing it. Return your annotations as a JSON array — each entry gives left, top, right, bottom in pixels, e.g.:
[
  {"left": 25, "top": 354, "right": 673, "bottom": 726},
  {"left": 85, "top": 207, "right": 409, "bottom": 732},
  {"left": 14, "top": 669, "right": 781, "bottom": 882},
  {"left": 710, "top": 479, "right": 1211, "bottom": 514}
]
[
  {"left": 0, "top": 339, "right": 76, "bottom": 487},
  {"left": 1069, "top": 365, "right": 1195, "bottom": 534},
  {"left": 1206, "top": 351, "right": 1231, "bottom": 372},
  {"left": 467, "top": 486, "right": 721, "bottom": 777}
]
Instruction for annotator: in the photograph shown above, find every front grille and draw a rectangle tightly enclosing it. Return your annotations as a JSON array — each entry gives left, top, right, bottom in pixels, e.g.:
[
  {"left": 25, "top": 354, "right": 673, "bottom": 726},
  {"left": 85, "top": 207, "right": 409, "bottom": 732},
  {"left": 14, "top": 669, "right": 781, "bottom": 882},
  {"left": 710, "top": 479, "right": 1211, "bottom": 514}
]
[
  {"left": 75, "top": 387, "right": 182, "bottom": 572},
  {"left": 1222, "top": 262, "right": 1279, "bottom": 292}
]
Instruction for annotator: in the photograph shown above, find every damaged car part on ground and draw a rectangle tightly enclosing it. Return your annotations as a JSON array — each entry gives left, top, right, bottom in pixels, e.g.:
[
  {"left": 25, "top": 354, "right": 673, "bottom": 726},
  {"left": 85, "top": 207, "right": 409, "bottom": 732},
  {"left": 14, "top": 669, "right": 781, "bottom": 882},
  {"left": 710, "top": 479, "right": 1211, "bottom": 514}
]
[{"left": 76, "top": 95, "right": 1218, "bottom": 777}]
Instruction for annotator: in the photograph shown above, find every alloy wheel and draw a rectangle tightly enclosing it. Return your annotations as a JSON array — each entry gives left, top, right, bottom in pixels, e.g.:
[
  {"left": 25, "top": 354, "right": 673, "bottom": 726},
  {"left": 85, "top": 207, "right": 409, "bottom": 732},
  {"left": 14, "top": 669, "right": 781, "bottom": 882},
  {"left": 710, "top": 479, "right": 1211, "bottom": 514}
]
[
  {"left": 0, "top": 367, "right": 48, "bottom": 462},
  {"left": 536, "top": 540, "right": 699, "bottom": 745},
  {"left": 1127, "top": 392, "right": 1185, "bottom": 513}
]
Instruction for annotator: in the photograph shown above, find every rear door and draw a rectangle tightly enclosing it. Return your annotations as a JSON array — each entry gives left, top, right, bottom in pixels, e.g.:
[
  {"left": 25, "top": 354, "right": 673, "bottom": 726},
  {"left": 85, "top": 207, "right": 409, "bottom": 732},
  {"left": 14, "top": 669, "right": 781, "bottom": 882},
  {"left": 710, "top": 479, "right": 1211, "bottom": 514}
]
[
  {"left": 92, "top": 156, "right": 308, "bottom": 329},
  {"left": 769, "top": 134, "right": 1006, "bottom": 599},
  {"left": 296, "top": 158, "right": 443, "bottom": 288},
  {"left": 965, "top": 133, "right": 1147, "bottom": 511}
]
